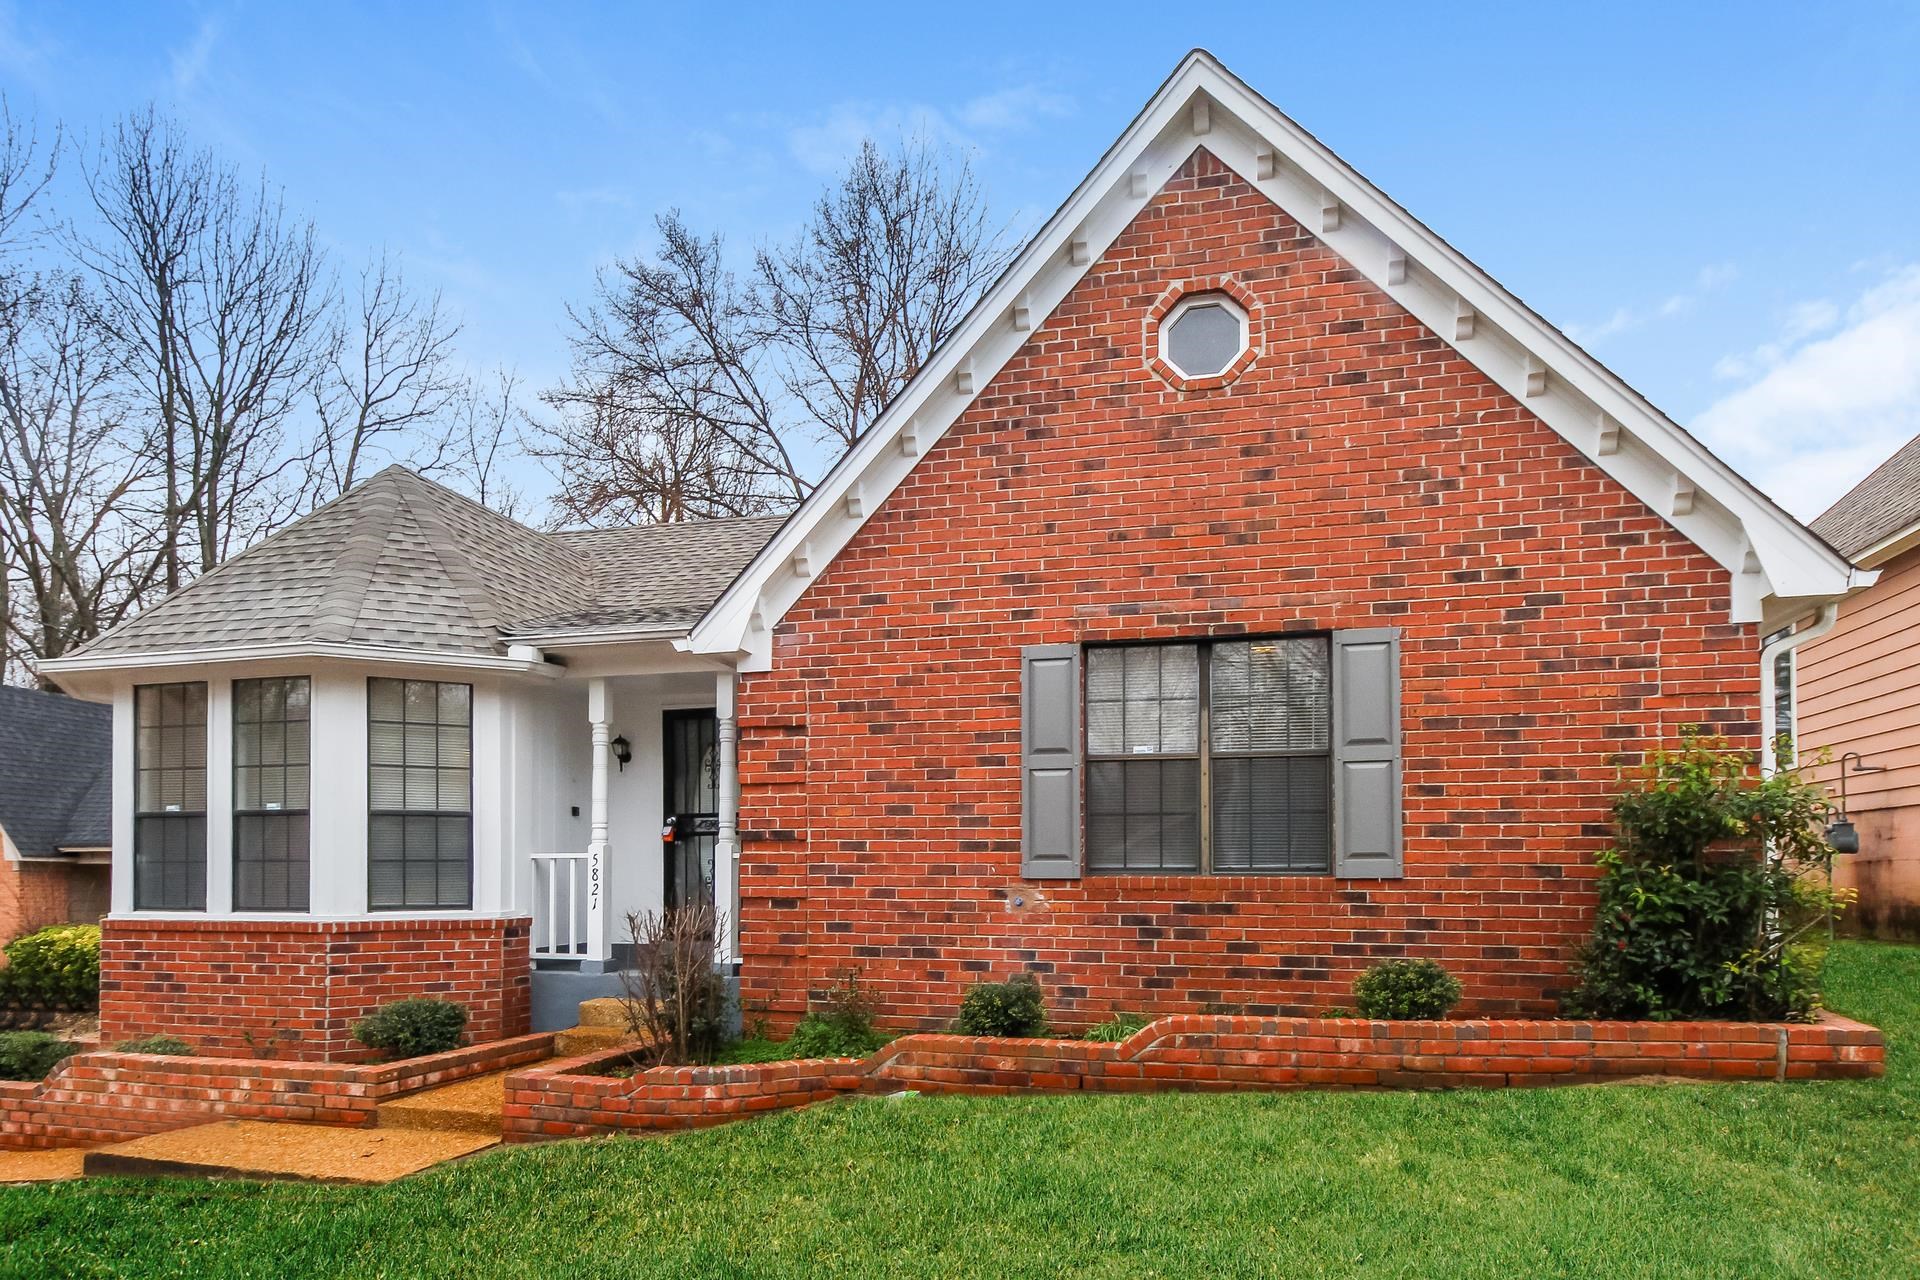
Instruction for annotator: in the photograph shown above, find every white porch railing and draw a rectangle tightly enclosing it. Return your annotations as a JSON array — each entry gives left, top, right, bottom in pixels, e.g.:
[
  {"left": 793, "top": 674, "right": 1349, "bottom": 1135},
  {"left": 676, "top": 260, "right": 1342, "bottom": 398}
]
[{"left": 530, "top": 852, "right": 592, "bottom": 960}]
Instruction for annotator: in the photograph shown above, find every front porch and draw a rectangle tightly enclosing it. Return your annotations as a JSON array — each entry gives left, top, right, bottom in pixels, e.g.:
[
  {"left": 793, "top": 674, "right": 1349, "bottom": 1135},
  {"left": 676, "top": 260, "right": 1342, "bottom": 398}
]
[{"left": 517, "top": 667, "right": 743, "bottom": 1032}]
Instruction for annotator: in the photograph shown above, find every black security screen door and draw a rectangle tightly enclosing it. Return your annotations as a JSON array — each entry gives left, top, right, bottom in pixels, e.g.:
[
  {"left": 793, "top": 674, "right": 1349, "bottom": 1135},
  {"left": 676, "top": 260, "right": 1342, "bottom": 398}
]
[{"left": 663, "top": 709, "right": 718, "bottom": 912}]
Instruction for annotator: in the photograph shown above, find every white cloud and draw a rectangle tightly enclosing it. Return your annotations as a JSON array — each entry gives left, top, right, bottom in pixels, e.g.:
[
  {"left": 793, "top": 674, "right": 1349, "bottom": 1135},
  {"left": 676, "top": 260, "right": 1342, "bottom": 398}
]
[
  {"left": 1691, "top": 265, "right": 1920, "bottom": 519},
  {"left": 1566, "top": 263, "right": 1739, "bottom": 346},
  {"left": 169, "top": 15, "right": 221, "bottom": 92},
  {"left": 1711, "top": 299, "right": 1840, "bottom": 380},
  {"left": 786, "top": 81, "right": 1075, "bottom": 175}
]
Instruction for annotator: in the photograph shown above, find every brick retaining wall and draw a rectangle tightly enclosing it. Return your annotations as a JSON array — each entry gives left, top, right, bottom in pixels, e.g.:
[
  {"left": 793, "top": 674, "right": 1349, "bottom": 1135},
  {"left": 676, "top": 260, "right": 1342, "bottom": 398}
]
[
  {"left": 501, "top": 1013, "right": 1884, "bottom": 1142},
  {"left": 0, "top": 1033, "right": 552, "bottom": 1150}
]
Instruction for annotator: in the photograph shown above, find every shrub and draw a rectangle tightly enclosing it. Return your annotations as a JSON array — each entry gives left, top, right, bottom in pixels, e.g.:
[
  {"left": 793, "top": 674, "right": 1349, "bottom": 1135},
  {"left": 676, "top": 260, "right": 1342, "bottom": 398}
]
[
  {"left": 1565, "top": 732, "right": 1846, "bottom": 1022},
  {"left": 618, "top": 905, "right": 731, "bottom": 1065},
  {"left": 784, "top": 969, "right": 886, "bottom": 1058},
  {"left": 352, "top": 999, "right": 468, "bottom": 1059},
  {"left": 0, "top": 1030, "right": 78, "bottom": 1081},
  {"left": 955, "top": 973, "right": 1047, "bottom": 1037},
  {"left": 1083, "top": 1013, "right": 1150, "bottom": 1043},
  {"left": 114, "top": 1035, "right": 193, "bottom": 1056},
  {"left": 0, "top": 924, "right": 101, "bottom": 1010},
  {"left": 1353, "top": 959, "right": 1463, "bottom": 1020}
]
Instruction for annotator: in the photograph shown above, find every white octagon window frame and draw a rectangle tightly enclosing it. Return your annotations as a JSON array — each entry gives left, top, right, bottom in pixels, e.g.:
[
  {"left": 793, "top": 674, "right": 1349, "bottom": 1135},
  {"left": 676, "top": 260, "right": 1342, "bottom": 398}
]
[{"left": 1157, "top": 292, "right": 1250, "bottom": 381}]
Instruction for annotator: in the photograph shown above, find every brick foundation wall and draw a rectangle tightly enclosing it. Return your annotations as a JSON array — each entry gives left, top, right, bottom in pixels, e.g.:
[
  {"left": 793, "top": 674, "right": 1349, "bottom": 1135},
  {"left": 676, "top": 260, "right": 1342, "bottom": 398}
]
[
  {"left": 0, "top": 1033, "right": 551, "bottom": 1150},
  {"left": 99, "top": 915, "right": 532, "bottom": 1061},
  {"left": 735, "top": 148, "right": 1759, "bottom": 1032},
  {"left": 501, "top": 1013, "right": 1885, "bottom": 1141}
]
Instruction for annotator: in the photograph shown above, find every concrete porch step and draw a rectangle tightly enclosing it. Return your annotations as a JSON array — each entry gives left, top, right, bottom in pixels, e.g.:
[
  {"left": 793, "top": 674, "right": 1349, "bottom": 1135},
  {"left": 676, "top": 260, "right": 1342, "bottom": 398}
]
[
  {"left": 83, "top": 1120, "right": 496, "bottom": 1185},
  {"left": 376, "top": 1070, "right": 510, "bottom": 1135},
  {"left": 553, "top": 1023, "right": 635, "bottom": 1057}
]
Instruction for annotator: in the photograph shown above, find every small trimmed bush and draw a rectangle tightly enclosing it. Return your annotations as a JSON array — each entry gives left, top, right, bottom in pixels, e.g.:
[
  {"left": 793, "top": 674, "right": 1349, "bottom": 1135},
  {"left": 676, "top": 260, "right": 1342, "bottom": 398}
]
[
  {"left": 0, "top": 1030, "right": 79, "bottom": 1081},
  {"left": 1353, "top": 959, "right": 1463, "bottom": 1021},
  {"left": 352, "top": 999, "right": 468, "bottom": 1059},
  {"left": 784, "top": 970, "right": 887, "bottom": 1058},
  {"left": 955, "top": 974, "right": 1047, "bottom": 1038},
  {"left": 0, "top": 924, "right": 101, "bottom": 1010},
  {"left": 1083, "top": 1013, "right": 1150, "bottom": 1043},
  {"left": 114, "top": 1035, "right": 193, "bottom": 1056}
]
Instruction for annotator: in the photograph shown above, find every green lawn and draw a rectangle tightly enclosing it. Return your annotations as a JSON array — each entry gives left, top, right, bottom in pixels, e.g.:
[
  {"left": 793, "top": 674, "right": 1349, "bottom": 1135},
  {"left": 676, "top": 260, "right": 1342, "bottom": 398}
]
[{"left": 2, "top": 942, "right": 1917, "bottom": 1280}]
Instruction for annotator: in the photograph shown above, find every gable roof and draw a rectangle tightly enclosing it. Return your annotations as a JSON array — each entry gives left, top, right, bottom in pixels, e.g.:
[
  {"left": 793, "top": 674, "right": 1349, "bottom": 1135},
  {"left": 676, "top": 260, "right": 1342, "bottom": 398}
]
[
  {"left": 47, "top": 467, "right": 782, "bottom": 669},
  {"left": 1810, "top": 431, "right": 1920, "bottom": 563},
  {"left": 0, "top": 685, "right": 110, "bottom": 856},
  {"left": 687, "top": 50, "right": 1869, "bottom": 666}
]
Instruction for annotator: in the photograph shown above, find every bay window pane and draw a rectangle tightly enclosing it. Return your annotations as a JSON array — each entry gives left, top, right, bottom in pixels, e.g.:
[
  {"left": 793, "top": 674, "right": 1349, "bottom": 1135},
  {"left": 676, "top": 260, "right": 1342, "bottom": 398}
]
[{"left": 232, "top": 677, "right": 311, "bottom": 912}]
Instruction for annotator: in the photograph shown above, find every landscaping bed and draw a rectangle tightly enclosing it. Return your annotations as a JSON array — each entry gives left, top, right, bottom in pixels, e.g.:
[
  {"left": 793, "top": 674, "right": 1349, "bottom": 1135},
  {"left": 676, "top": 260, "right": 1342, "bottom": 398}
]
[
  {"left": 502, "top": 1008, "right": 1883, "bottom": 1141},
  {"left": 0, "top": 1033, "right": 554, "bottom": 1150}
]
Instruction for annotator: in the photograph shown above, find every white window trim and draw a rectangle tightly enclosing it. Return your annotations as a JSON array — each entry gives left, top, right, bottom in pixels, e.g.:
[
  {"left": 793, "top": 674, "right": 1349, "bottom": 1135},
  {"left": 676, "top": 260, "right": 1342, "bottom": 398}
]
[{"left": 1158, "top": 293, "right": 1249, "bottom": 381}]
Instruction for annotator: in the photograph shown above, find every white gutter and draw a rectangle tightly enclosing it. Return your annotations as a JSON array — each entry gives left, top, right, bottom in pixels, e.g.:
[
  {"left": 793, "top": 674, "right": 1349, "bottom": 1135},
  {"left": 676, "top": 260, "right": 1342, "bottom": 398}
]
[
  {"left": 1759, "top": 602, "right": 1839, "bottom": 776},
  {"left": 38, "top": 640, "right": 566, "bottom": 678}
]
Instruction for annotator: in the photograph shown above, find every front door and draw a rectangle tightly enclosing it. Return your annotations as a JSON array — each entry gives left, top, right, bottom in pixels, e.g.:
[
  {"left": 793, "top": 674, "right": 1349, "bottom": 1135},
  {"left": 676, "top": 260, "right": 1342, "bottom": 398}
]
[{"left": 662, "top": 709, "right": 718, "bottom": 912}]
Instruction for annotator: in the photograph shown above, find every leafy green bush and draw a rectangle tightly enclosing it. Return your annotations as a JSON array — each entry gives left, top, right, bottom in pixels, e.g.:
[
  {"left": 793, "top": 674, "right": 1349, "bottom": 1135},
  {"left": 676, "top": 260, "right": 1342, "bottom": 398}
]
[
  {"left": 0, "top": 924, "right": 101, "bottom": 1009},
  {"left": 1353, "top": 959, "right": 1463, "bottom": 1020},
  {"left": 1082, "top": 1014, "right": 1150, "bottom": 1043},
  {"left": 955, "top": 974, "right": 1047, "bottom": 1037},
  {"left": 0, "top": 1030, "right": 79, "bottom": 1080},
  {"left": 1565, "top": 732, "right": 1846, "bottom": 1022},
  {"left": 114, "top": 1035, "right": 193, "bottom": 1056},
  {"left": 351, "top": 999, "right": 468, "bottom": 1059},
  {"left": 784, "top": 970, "right": 887, "bottom": 1058}
]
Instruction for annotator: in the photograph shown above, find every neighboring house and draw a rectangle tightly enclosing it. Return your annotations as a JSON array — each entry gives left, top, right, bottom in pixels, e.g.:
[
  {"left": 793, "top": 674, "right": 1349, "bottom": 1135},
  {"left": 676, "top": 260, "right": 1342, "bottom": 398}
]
[
  {"left": 0, "top": 685, "right": 111, "bottom": 944},
  {"left": 42, "top": 52, "right": 1868, "bottom": 1059},
  {"left": 1799, "top": 430, "right": 1920, "bottom": 939}
]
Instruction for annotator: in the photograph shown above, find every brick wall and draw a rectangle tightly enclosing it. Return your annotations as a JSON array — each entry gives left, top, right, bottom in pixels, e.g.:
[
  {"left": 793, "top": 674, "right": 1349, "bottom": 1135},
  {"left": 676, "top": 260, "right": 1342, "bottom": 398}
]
[
  {"left": 0, "top": 858, "right": 75, "bottom": 945},
  {"left": 99, "top": 916, "right": 532, "bottom": 1061},
  {"left": 0, "top": 1033, "right": 551, "bottom": 1150},
  {"left": 736, "top": 148, "right": 1758, "bottom": 1032},
  {"left": 501, "top": 1014, "right": 1885, "bottom": 1142}
]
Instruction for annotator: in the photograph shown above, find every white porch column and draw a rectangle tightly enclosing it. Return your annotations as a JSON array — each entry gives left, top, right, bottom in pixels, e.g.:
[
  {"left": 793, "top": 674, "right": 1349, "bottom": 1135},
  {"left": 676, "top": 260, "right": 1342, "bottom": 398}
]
[
  {"left": 714, "top": 667, "right": 741, "bottom": 964},
  {"left": 586, "top": 677, "right": 612, "bottom": 966}
]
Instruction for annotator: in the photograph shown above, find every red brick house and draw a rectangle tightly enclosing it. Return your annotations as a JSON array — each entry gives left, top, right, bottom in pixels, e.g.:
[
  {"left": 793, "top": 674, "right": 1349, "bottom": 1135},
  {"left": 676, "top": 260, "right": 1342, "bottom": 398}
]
[
  {"left": 41, "top": 52, "right": 1867, "bottom": 1057},
  {"left": 0, "top": 686, "right": 111, "bottom": 945}
]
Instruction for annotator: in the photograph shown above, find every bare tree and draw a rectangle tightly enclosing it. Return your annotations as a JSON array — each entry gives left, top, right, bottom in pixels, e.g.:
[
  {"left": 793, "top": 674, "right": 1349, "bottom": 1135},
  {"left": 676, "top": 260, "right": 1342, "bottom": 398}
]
[
  {"left": 441, "top": 366, "right": 526, "bottom": 520},
  {"left": 75, "top": 109, "right": 332, "bottom": 589},
  {"left": 757, "top": 138, "right": 1014, "bottom": 450},
  {"left": 307, "top": 252, "right": 462, "bottom": 498},
  {"left": 0, "top": 99, "right": 56, "bottom": 256},
  {"left": 540, "top": 214, "right": 807, "bottom": 522},
  {"left": 0, "top": 274, "right": 162, "bottom": 682},
  {"left": 542, "top": 137, "right": 1012, "bottom": 522}
]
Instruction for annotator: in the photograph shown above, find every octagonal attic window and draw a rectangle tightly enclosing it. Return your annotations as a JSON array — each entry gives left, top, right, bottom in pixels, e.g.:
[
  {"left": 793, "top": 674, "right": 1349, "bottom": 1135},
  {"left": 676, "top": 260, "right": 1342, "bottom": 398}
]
[{"left": 1161, "top": 295, "right": 1247, "bottom": 379}]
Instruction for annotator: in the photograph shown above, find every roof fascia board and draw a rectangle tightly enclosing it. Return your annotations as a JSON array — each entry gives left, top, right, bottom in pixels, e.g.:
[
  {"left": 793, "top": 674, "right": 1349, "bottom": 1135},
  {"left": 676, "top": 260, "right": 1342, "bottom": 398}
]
[
  {"left": 1855, "top": 520, "right": 1920, "bottom": 569},
  {"left": 39, "top": 641, "right": 564, "bottom": 678},
  {"left": 689, "top": 52, "right": 1860, "bottom": 660}
]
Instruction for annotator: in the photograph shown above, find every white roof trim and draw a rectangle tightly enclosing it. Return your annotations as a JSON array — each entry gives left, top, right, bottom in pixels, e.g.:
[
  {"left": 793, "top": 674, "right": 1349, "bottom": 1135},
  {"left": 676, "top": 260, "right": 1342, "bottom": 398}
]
[
  {"left": 39, "top": 640, "right": 565, "bottom": 678},
  {"left": 688, "top": 50, "right": 1868, "bottom": 665}
]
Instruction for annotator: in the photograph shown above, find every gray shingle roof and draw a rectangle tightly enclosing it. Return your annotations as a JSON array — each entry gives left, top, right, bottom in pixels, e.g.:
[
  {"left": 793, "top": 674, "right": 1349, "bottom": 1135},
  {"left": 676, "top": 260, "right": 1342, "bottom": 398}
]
[
  {"left": 1811, "top": 432, "right": 1920, "bottom": 559},
  {"left": 72, "top": 467, "right": 785, "bottom": 660},
  {"left": 0, "top": 685, "right": 110, "bottom": 856}
]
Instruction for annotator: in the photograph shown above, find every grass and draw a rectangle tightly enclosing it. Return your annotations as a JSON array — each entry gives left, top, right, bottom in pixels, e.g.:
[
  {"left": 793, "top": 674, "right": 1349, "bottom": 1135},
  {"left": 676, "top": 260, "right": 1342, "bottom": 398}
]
[{"left": 1, "top": 941, "right": 1916, "bottom": 1279}]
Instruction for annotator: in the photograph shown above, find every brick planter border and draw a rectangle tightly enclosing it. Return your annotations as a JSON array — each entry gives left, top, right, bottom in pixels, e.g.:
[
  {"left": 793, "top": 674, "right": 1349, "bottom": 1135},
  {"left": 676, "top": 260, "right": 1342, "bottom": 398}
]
[
  {"left": 502, "top": 1012, "right": 1884, "bottom": 1142},
  {"left": 0, "top": 1033, "right": 553, "bottom": 1150}
]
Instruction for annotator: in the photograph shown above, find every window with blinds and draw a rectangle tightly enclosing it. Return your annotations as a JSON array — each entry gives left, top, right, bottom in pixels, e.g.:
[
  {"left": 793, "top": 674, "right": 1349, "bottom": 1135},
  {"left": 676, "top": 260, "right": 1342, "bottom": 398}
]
[
  {"left": 134, "top": 682, "right": 208, "bottom": 910},
  {"left": 1084, "top": 637, "right": 1331, "bottom": 874},
  {"left": 233, "top": 676, "right": 311, "bottom": 912},
  {"left": 367, "top": 678, "right": 472, "bottom": 910}
]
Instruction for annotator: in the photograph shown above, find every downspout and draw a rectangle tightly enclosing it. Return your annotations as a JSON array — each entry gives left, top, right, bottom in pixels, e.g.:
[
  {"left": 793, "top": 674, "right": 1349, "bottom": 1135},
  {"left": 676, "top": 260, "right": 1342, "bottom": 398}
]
[{"left": 1758, "top": 602, "right": 1838, "bottom": 776}]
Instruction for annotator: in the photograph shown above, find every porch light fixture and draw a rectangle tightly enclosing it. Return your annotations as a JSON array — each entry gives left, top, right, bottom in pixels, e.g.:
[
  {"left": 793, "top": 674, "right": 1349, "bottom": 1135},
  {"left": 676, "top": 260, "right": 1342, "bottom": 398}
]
[
  {"left": 1825, "top": 752, "right": 1885, "bottom": 855},
  {"left": 610, "top": 734, "right": 632, "bottom": 772}
]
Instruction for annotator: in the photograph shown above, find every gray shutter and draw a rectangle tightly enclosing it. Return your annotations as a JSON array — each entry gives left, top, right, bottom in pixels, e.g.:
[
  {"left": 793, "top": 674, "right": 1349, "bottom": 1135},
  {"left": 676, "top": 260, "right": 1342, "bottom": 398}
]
[
  {"left": 1020, "top": 643, "right": 1082, "bottom": 879},
  {"left": 1332, "top": 628, "right": 1403, "bottom": 879}
]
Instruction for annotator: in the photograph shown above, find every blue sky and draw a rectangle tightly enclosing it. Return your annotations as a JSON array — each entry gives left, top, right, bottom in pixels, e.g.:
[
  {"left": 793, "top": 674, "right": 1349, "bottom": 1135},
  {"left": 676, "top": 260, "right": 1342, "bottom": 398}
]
[{"left": 5, "top": 2, "right": 1920, "bottom": 519}]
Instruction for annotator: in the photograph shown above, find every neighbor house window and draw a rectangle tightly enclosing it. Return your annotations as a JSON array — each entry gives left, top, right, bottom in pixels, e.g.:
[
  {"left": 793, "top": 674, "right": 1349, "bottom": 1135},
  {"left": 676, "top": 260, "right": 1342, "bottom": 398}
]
[
  {"left": 368, "top": 678, "right": 472, "bottom": 910},
  {"left": 1085, "top": 637, "right": 1330, "bottom": 873},
  {"left": 233, "top": 676, "right": 310, "bottom": 912},
  {"left": 134, "top": 682, "right": 208, "bottom": 910}
]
